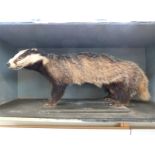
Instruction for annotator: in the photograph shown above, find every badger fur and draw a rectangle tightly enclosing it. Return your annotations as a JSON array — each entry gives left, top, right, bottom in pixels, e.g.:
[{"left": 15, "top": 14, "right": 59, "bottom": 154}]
[{"left": 7, "top": 48, "right": 150, "bottom": 107}]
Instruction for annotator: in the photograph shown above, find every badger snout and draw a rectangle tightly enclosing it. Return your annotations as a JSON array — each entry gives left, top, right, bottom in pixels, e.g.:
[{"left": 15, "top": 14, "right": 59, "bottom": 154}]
[
  {"left": 7, "top": 59, "right": 17, "bottom": 69},
  {"left": 6, "top": 62, "right": 10, "bottom": 67}
]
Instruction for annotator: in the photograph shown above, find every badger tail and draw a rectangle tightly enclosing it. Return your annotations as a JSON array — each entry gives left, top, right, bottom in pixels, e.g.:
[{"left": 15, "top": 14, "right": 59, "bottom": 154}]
[{"left": 137, "top": 74, "right": 150, "bottom": 102}]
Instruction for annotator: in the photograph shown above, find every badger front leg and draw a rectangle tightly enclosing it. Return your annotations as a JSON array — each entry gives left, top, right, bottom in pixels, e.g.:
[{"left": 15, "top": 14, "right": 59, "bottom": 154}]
[{"left": 45, "top": 84, "right": 67, "bottom": 108}]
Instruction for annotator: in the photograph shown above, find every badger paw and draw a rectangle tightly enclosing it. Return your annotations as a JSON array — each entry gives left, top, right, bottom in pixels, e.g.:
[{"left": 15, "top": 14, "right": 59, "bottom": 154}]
[
  {"left": 103, "top": 97, "right": 114, "bottom": 106},
  {"left": 43, "top": 102, "right": 57, "bottom": 108}
]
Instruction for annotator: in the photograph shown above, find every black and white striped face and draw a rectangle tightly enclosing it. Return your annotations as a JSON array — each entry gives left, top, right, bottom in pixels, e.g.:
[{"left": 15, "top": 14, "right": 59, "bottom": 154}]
[{"left": 7, "top": 48, "right": 48, "bottom": 70}]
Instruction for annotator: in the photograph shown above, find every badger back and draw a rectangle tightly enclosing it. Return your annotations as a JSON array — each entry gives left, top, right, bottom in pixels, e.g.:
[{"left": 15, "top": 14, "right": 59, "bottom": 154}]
[{"left": 45, "top": 53, "right": 132, "bottom": 87}]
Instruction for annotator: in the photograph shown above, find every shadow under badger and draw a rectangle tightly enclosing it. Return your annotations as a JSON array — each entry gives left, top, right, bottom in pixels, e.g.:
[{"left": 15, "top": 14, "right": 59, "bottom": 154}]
[{"left": 7, "top": 48, "right": 150, "bottom": 107}]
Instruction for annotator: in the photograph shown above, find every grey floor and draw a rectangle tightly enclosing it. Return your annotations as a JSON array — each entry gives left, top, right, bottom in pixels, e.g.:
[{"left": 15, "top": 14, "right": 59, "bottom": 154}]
[{"left": 0, "top": 99, "right": 155, "bottom": 122}]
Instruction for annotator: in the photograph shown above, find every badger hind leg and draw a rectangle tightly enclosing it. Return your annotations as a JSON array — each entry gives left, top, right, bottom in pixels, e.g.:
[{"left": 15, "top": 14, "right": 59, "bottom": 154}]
[
  {"left": 104, "top": 83, "right": 130, "bottom": 107},
  {"left": 44, "top": 84, "right": 67, "bottom": 108}
]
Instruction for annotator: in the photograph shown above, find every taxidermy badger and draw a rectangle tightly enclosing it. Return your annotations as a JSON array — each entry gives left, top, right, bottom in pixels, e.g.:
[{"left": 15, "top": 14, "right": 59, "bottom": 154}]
[{"left": 7, "top": 48, "right": 150, "bottom": 107}]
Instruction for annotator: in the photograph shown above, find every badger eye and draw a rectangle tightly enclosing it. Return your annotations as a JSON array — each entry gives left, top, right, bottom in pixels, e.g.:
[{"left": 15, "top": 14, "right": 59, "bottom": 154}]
[{"left": 17, "top": 57, "right": 23, "bottom": 61}]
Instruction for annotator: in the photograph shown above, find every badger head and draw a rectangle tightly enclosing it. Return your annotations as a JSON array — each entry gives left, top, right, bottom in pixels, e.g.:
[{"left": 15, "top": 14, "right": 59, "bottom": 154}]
[{"left": 7, "top": 48, "right": 49, "bottom": 70}]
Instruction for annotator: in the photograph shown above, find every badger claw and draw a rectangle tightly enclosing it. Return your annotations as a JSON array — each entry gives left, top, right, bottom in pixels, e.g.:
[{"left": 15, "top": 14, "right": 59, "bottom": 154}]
[{"left": 103, "top": 97, "right": 126, "bottom": 107}]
